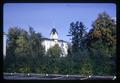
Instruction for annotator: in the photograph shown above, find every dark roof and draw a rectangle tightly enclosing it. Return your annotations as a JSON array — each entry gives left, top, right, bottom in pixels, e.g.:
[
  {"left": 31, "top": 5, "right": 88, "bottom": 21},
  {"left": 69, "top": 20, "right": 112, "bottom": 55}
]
[
  {"left": 41, "top": 38, "right": 69, "bottom": 43},
  {"left": 42, "top": 38, "right": 52, "bottom": 41},
  {"left": 50, "top": 28, "right": 58, "bottom": 35}
]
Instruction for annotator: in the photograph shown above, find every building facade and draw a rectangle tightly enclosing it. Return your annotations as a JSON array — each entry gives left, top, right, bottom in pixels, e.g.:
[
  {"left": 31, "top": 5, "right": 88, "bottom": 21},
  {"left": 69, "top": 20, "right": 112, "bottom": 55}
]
[{"left": 42, "top": 28, "right": 69, "bottom": 57}]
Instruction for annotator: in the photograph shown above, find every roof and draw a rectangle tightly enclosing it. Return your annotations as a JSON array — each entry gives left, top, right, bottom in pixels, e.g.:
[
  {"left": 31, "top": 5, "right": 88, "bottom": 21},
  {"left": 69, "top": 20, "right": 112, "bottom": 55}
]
[
  {"left": 50, "top": 28, "right": 58, "bottom": 35},
  {"left": 41, "top": 37, "right": 69, "bottom": 43}
]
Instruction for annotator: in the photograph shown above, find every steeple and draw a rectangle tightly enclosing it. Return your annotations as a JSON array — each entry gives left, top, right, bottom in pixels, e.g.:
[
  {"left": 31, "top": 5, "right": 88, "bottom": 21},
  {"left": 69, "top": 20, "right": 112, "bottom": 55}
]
[{"left": 50, "top": 28, "right": 58, "bottom": 40}]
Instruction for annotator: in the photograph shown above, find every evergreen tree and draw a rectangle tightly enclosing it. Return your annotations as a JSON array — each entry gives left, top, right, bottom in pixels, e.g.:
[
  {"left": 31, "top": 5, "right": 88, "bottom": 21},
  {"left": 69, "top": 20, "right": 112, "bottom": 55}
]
[{"left": 68, "top": 21, "right": 87, "bottom": 56}]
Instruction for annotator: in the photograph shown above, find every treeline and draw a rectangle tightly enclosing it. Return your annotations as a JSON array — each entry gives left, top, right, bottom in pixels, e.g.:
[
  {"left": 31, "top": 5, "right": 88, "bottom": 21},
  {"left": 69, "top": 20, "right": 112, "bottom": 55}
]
[
  {"left": 67, "top": 12, "right": 116, "bottom": 75},
  {"left": 4, "top": 12, "right": 116, "bottom": 75}
]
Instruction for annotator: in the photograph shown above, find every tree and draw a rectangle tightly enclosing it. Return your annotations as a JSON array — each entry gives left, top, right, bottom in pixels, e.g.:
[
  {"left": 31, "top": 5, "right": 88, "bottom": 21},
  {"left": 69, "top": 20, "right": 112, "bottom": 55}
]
[
  {"left": 4, "top": 27, "right": 45, "bottom": 73},
  {"left": 28, "top": 27, "right": 45, "bottom": 58},
  {"left": 28, "top": 27, "right": 45, "bottom": 72},
  {"left": 80, "top": 56, "right": 93, "bottom": 75},
  {"left": 15, "top": 32, "right": 29, "bottom": 57},
  {"left": 69, "top": 21, "right": 87, "bottom": 54},
  {"left": 88, "top": 12, "right": 116, "bottom": 57},
  {"left": 4, "top": 27, "right": 23, "bottom": 72},
  {"left": 67, "top": 44, "right": 72, "bottom": 58},
  {"left": 86, "top": 12, "right": 116, "bottom": 75},
  {"left": 15, "top": 34, "right": 31, "bottom": 73},
  {"left": 47, "top": 44, "right": 62, "bottom": 58}
]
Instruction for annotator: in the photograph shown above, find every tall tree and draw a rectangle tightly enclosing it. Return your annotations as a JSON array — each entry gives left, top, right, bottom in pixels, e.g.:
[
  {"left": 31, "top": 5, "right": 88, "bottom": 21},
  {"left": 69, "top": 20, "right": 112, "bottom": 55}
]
[
  {"left": 86, "top": 12, "right": 116, "bottom": 75},
  {"left": 28, "top": 27, "right": 45, "bottom": 58},
  {"left": 28, "top": 27, "right": 45, "bottom": 72},
  {"left": 5, "top": 27, "right": 23, "bottom": 72},
  {"left": 88, "top": 12, "right": 116, "bottom": 57},
  {"left": 68, "top": 21, "right": 87, "bottom": 54}
]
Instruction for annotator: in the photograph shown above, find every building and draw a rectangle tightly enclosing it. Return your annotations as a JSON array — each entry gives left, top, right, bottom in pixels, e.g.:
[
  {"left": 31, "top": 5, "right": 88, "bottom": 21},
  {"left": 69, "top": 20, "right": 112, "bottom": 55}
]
[{"left": 42, "top": 28, "right": 69, "bottom": 57}]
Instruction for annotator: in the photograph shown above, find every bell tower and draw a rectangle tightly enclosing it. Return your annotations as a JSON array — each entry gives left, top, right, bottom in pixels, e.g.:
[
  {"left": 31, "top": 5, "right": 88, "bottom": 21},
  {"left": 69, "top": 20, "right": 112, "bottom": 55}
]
[{"left": 50, "top": 28, "right": 58, "bottom": 40}]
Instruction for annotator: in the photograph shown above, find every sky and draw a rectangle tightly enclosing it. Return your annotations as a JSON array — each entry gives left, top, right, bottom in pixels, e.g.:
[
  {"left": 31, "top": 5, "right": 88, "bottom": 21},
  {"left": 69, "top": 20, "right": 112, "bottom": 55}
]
[{"left": 4, "top": 3, "right": 116, "bottom": 42}]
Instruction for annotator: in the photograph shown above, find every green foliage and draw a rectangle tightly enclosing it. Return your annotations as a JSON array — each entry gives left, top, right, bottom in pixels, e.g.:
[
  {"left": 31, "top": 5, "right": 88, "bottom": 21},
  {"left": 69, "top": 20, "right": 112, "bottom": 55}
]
[
  {"left": 69, "top": 21, "right": 87, "bottom": 53},
  {"left": 47, "top": 44, "right": 62, "bottom": 58},
  {"left": 4, "top": 27, "right": 45, "bottom": 73},
  {"left": 18, "top": 65, "right": 31, "bottom": 73},
  {"left": 29, "top": 27, "right": 45, "bottom": 57},
  {"left": 87, "top": 12, "right": 116, "bottom": 75},
  {"left": 15, "top": 36, "right": 29, "bottom": 57},
  {"left": 67, "top": 12, "right": 116, "bottom": 75},
  {"left": 4, "top": 12, "right": 116, "bottom": 76},
  {"left": 80, "top": 57, "right": 93, "bottom": 75}
]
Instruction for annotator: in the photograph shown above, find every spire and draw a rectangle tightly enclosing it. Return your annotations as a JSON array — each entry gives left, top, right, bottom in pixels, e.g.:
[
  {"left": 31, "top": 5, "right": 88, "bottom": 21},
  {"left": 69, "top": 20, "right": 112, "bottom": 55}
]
[
  {"left": 50, "top": 17, "right": 58, "bottom": 40},
  {"left": 50, "top": 19, "right": 58, "bottom": 35}
]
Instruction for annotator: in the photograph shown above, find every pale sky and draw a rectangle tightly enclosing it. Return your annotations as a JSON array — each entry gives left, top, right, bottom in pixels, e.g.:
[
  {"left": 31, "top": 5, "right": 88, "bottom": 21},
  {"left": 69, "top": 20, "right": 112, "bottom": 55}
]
[{"left": 4, "top": 3, "right": 116, "bottom": 42}]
